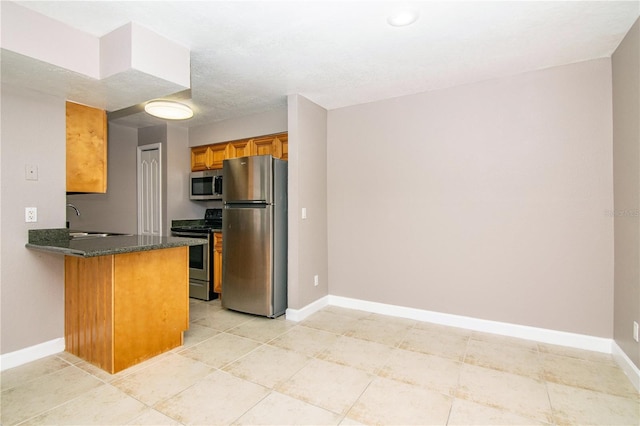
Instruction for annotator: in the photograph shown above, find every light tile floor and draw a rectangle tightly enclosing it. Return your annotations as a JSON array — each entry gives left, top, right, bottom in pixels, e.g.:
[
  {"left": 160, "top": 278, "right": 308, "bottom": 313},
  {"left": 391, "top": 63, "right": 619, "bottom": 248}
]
[{"left": 2, "top": 299, "right": 638, "bottom": 425}]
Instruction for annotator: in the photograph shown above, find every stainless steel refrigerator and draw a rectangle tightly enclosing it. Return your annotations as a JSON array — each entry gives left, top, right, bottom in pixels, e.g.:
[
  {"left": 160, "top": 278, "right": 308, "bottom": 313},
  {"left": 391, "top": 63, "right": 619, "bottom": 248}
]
[{"left": 222, "top": 155, "right": 287, "bottom": 318}]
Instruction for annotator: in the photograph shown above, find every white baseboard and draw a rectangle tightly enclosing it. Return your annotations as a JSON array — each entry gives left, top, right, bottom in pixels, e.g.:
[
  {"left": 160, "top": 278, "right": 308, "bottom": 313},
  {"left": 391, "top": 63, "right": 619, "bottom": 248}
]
[
  {"left": 285, "top": 295, "right": 329, "bottom": 322},
  {"left": 328, "top": 295, "right": 613, "bottom": 353},
  {"left": 329, "top": 295, "right": 640, "bottom": 391},
  {"left": 0, "top": 338, "right": 65, "bottom": 371},
  {"left": 612, "top": 341, "right": 640, "bottom": 392},
  {"left": 287, "top": 294, "right": 613, "bottom": 354}
]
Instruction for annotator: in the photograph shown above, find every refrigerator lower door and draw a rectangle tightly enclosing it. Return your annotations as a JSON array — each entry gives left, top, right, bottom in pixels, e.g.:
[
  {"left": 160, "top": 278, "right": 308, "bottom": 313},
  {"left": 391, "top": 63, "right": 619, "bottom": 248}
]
[{"left": 222, "top": 204, "right": 274, "bottom": 316}]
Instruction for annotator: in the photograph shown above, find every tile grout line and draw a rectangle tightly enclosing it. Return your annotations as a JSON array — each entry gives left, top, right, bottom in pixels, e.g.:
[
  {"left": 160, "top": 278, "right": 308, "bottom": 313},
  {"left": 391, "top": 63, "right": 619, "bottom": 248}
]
[{"left": 540, "top": 347, "right": 559, "bottom": 426}]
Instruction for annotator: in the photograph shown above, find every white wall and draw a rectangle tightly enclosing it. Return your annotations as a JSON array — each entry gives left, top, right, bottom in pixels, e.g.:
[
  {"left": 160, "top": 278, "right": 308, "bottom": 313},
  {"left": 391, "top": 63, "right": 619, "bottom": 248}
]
[
  {"left": 1, "top": 85, "right": 66, "bottom": 353},
  {"left": 327, "top": 58, "right": 614, "bottom": 338}
]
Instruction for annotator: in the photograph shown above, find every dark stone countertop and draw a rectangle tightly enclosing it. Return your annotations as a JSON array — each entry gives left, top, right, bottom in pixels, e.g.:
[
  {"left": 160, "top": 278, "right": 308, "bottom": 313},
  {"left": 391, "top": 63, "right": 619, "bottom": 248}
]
[{"left": 26, "top": 228, "right": 207, "bottom": 258}]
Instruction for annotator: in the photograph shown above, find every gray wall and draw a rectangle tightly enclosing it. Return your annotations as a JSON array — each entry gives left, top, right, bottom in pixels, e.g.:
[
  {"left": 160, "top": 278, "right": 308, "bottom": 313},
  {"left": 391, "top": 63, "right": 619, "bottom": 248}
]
[
  {"left": 167, "top": 125, "right": 202, "bottom": 228},
  {"left": 327, "top": 58, "right": 614, "bottom": 337},
  {"left": 1, "top": 85, "right": 66, "bottom": 353},
  {"left": 287, "top": 95, "right": 329, "bottom": 309},
  {"left": 190, "top": 108, "right": 287, "bottom": 147},
  {"left": 612, "top": 18, "right": 640, "bottom": 368}
]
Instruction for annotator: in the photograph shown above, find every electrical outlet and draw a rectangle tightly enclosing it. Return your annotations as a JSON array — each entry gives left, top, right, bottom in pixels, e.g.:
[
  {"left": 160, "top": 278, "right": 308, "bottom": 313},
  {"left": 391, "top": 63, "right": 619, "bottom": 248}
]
[
  {"left": 25, "top": 207, "right": 37, "bottom": 223},
  {"left": 634, "top": 321, "right": 639, "bottom": 343},
  {"left": 314, "top": 275, "right": 319, "bottom": 286}
]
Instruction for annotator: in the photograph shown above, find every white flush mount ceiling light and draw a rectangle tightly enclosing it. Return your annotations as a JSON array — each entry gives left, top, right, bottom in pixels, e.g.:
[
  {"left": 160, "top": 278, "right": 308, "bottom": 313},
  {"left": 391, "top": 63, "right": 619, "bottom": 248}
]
[
  {"left": 387, "top": 9, "right": 420, "bottom": 27},
  {"left": 144, "top": 100, "right": 193, "bottom": 120}
]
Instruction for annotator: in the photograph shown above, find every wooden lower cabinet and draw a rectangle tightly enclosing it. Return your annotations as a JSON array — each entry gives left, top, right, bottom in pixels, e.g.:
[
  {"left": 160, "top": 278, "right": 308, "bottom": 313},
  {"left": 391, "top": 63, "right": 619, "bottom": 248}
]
[
  {"left": 64, "top": 247, "right": 189, "bottom": 373},
  {"left": 213, "top": 232, "right": 223, "bottom": 294}
]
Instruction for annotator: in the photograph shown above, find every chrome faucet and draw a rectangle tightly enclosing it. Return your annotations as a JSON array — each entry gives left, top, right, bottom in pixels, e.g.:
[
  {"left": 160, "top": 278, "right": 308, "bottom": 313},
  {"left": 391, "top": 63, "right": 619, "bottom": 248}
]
[{"left": 66, "top": 203, "right": 80, "bottom": 216}]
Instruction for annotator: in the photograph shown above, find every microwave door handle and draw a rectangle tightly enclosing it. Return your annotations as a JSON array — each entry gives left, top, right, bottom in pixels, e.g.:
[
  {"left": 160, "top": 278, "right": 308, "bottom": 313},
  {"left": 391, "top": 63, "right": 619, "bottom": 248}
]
[{"left": 214, "top": 176, "right": 223, "bottom": 194}]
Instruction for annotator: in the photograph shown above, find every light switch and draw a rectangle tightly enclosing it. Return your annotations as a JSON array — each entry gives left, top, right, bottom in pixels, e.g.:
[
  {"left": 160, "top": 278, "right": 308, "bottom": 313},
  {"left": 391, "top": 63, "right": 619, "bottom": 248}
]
[
  {"left": 301, "top": 207, "right": 307, "bottom": 219},
  {"left": 25, "top": 164, "right": 38, "bottom": 181}
]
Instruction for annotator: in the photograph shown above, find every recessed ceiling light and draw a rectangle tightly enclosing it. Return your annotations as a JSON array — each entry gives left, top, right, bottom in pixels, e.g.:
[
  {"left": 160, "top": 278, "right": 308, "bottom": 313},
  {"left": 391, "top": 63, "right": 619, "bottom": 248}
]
[
  {"left": 387, "top": 10, "right": 420, "bottom": 27},
  {"left": 144, "top": 100, "right": 194, "bottom": 120}
]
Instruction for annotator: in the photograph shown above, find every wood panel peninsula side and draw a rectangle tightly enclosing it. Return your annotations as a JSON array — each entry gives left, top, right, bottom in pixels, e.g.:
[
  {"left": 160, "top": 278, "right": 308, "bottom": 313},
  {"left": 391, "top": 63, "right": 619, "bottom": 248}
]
[
  {"left": 65, "top": 247, "right": 188, "bottom": 373},
  {"left": 26, "top": 230, "right": 203, "bottom": 374}
]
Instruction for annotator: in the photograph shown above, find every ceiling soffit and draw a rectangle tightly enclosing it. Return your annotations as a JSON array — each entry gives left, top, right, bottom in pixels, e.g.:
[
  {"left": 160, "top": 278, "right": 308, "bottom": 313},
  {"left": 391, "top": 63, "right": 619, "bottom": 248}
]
[{"left": 1, "top": 1, "right": 190, "bottom": 112}]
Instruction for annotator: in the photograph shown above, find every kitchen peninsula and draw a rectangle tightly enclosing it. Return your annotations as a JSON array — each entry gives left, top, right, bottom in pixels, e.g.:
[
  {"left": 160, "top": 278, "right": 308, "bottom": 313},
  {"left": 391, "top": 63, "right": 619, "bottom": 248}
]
[{"left": 26, "top": 229, "right": 206, "bottom": 373}]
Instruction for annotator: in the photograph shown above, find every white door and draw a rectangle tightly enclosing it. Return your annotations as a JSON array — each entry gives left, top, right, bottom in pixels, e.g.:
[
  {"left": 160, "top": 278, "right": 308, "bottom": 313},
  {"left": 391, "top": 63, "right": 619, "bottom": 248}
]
[{"left": 137, "top": 144, "right": 162, "bottom": 236}]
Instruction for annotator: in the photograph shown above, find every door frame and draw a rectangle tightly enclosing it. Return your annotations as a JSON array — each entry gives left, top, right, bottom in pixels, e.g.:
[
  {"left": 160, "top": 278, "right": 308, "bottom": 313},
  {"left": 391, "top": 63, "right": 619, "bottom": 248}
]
[{"left": 137, "top": 143, "right": 163, "bottom": 236}]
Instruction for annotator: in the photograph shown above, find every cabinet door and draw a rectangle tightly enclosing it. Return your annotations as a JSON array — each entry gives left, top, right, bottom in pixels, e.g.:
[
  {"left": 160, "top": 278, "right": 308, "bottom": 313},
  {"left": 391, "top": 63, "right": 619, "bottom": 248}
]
[
  {"left": 209, "top": 144, "right": 227, "bottom": 169},
  {"left": 191, "top": 146, "right": 212, "bottom": 171},
  {"left": 213, "top": 232, "right": 223, "bottom": 294},
  {"left": 192, "top": 144, "right": 228, "bottom": 170},
  {"left": 66, "top": 101, "right": 108, "bottom": 192},
  {"left": 253, "top": 135, "right": 282, "bottom": 158},
  {"left": 225, "top": 139, "right": 255, "bottom": 159}
]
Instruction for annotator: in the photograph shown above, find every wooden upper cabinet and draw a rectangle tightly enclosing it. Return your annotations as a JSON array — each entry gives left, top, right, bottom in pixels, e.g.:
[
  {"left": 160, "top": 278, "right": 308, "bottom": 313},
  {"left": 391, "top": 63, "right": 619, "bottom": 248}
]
[
  {"left": 191, "top": 146, "right": 213, "bottom": 171},
  {"left": 66, "top": 101, "right": 108, "bottom": 193},
  {"left": 191, "top": 144, "right": 227, "bottom": 170},
  {"left": 225, "top": 138, "right": 255, "bottom": 159},
  {"left": 190, "top": 132, "right": 288, "bottom": 171},
  {"left": 253, "top": 134, "right": 283, "bottom": 158},
  {"left": 209, "top": 143, "right": 227, "bottom": 169}
]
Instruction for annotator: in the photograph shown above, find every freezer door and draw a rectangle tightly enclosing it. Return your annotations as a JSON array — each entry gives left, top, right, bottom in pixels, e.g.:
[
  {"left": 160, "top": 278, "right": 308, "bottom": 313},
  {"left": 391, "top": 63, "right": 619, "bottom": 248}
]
[
  {"left": 222, "top": 205, "right": 274, "bottom": 316},
  {"left": 223, "top": 155, "right": 273, "bottom": 203}
]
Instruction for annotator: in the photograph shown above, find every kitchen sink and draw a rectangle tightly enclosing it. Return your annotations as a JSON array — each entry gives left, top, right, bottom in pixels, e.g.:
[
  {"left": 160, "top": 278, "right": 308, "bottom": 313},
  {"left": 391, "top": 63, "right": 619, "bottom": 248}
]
[{"left": 69, "top": 231, "right": 131, "bottom": 240}]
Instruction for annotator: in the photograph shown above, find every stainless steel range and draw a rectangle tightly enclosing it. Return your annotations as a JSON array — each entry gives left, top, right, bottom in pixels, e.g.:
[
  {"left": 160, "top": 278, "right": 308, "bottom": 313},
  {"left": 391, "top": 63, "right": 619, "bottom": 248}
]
[{"left": 170, "top": 208, "right": 222, "bottom": 301}]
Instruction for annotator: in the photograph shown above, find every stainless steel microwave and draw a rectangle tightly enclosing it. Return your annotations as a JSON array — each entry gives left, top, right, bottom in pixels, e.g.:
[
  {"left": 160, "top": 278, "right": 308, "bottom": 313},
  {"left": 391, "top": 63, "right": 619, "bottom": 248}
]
[{"left": 190, "top": 170, "right": 223, "bottom": 200}]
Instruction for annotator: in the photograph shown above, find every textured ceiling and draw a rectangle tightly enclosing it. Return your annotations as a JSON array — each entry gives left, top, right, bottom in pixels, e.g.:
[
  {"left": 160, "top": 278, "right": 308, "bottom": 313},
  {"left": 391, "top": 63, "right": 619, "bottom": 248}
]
[{"left": 6, "top": 1, "right": 640, "bottom": 128}]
